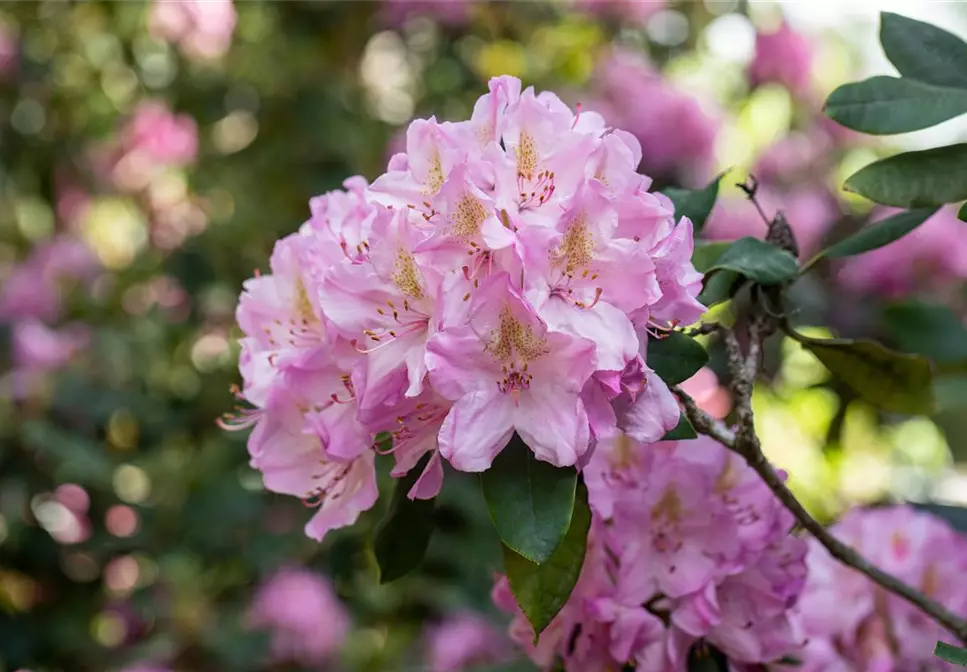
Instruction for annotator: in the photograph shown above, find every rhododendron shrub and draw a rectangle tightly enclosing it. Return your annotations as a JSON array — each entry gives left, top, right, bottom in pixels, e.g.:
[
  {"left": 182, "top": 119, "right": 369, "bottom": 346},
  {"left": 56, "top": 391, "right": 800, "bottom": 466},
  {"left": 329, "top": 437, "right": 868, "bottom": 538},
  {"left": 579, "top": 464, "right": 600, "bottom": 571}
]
[
  {"left": 494, "top": 434, "right": 809, "bottom": 670},
  {"left": 226, "top": 74, "right": 703, "bottom": 541}
]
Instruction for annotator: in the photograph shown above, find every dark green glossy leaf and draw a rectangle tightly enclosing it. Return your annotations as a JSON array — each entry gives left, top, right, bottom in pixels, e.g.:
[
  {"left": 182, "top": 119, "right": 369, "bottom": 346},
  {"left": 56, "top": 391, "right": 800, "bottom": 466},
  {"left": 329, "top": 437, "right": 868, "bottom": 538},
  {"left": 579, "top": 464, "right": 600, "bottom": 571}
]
[
  {"left": 824, "top": 76, "right": 967, "bottom": 134},
  {"left": 705, "top": 237, "right": 799, "bottom": 285},
  {"left": 691, "top": 240, "right": 731, "bottom": 272},
  {"left": 662, "top": 172, "right": 725, "bottom": 234},
  {"left": 818, "top": 208, "right": 937, "bottom": 260},
  {"left": 789, "top": 330, "right": 935, "bottom": 415},
  {"left": 698, "top": 270, "right": 743, "bottom": 308},
  {"left": 482, "top": 434, "right": 577, "bottom": 564},
  {"left": 661, "top": 414, "right": 697, "bottom": 440},
  {"left": 648, "top": 332, "right": 710, "bottom": 386},
  {"left": 934, "top": 641, "right": 967, "bottom": 666},
  {"left": 880, "top": 12, "right": 967, "bottom": 89},
  {"left": 844, "top": 144, "right": 967, "bottom": 207},
  {"left": 374, "top": 453, "right": 436, "bottom": 583},
  {"left": 502, "top": 480, "right": 591, "bottom": 637},
  {"left": 686, "top": 641, "right": 730, "bottom": 672},
  {"left": 882, "top": 301, "right": 967, "bottom": 364},
  {"left": 960, "top": 201, "right": 967, "bottom": 222}
]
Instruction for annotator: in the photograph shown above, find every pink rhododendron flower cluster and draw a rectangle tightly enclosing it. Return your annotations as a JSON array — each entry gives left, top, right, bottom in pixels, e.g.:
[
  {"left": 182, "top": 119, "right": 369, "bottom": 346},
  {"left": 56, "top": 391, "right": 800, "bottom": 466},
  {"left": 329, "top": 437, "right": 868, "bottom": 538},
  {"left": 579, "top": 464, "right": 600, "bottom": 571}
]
[
  {"left": 837, "top": 205, "right": 967, "bottom": 298},
  {"left": 495, "top": 434, "right": 808, "bottom": 670},
  {"left": 589, "top": 49, "right": 720, "bottom": 186},
  {"left": 0, "top": 235, "right": 99, "bottom": 398},
  {"left": 226, "top": 75, "right": 704, "bottom": 541},
  {"left": 425, "top": 611, "right": 512, "bottom": 672},
  {"left": 704, "top": 130, "right": 843, "bottom": 258},
  {"left": 93, "top": 100, "right": 199, "bottom": 193},
  {"left": 748, "top": 21, "right": 814, "bottom": 97},
  {"left": 796, "top": 505, "right": 967, "bottom": 671},
  {"left": 148, "top": 0, "right": 237, "bottom": 60},
  {"left": 247, "top": 567, "right": 350, "bottom": 666}
]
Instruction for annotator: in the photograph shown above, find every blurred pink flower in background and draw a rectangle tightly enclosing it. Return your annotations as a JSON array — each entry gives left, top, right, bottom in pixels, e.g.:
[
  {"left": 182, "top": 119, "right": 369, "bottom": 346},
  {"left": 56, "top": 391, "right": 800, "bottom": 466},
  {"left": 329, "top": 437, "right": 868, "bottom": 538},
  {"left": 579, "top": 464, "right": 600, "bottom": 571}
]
[
  {"left": 120, "top": 666, "right": 171, "bottom": 672},
  {"left": 837, "top": 205, "right": 967, "bottom": 298},
  {"left": 425, "top": 611, "right": 512, "bottom": 672},
  {"left": 381, "top": 0, "right": 473, "bottom": 27},
  {"left": 0, "top": 20, "right": 17, "bottom": 78},
  {"left": 589, "top": 49, "right": 719, "bottom": 186},
  {"left": 797, "top": 506, "right": 967, "bottom": 671},
  {"left": 247, "top": 567, "right": 350, "bottom": 666},
  {"left": 572, "top": 0, "right": 666, "bottom": 24},
  {"left": 748, "top": 21, "right": 814, "bottom": 97},
  {"left": 0, "top": 235, "right": 99, "bottom": 323},
  {"left": 148, "top": 0, "right": 237, "bottom": 60},
  {"left": 679, "top": 367, "right": 731, "bottom": 420},
  {"left": 123, "top": 100, "right": 199, "bottom": 168},
  {"left": 704, "top": 186, "right": 839, "bottom": 259},
  {"left": 12, "top": 320, "right": 90, "bottom": 372}
]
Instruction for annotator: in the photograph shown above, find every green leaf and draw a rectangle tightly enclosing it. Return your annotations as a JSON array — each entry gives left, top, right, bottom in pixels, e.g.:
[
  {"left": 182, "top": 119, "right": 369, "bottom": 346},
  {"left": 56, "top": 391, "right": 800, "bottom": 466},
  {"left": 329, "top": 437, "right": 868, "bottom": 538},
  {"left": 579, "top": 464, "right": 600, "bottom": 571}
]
[
  {"left": 691, "top": 240, "right": 732, "bottom": 272},
  {"left": 373, "top": 453, "right": 436, "bottom": 583},
  {"left": 648, "top": 332, "right": 709, "bottom": 386},
  {"left": 705, "top": 237, "right": 799, "bottom": 285},
  {"left": 824, "top": 76, "right": 967, "bottom": 134},
  {"left": 502, "top": 480, "right": 591, "bottom": 636},
  {"left": 788, "top": 329, "right": 935, "bottom": 415},
  {"left": 662, "top": 173, "right": 725, "bottom": 234},
  {"left": 880, "top": 12, "right": 967, "bottom": 90},
  {"left": 686, "top": 641, "right": 730, "bottom": 671},
  {"left": 817, "top": 208, "right": 938, "bottom": 260},
  {"left": 882, "top": 301, "right": 967, "bottom": 364},
  {"left": 482, "top": 434, "right": 577, "bottom": 564},
  {"left": 960, "top": 201, "right": 967, "bottom": 222},
  {"left": 698, "top": 270, "right": 743, "bottom": 308},
  {"left": 662, "top": 414, "right": 698, "bottom": 440},
  {"left": 844, "top": 144, "right": 967, "bottom": 207},
  {"left": 934, "top": 641, "right": 967, "bottom": 666}
]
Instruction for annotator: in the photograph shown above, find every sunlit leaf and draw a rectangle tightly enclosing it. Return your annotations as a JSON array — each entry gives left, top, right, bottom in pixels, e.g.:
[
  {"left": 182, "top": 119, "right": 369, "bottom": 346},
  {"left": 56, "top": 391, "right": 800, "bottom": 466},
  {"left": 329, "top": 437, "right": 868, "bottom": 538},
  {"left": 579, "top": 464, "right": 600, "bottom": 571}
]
[
  {"left": 844, "top": 144, "right": 967, "bottom": 207},
  {"left": 880, "top": 12, "right": 967, "bottom": 89},
  {"left": 824, "top": 77, "right": 967, "bottom": 134},
  {"left": 788, "top": 329, "right": 935, "bottom": 415}
]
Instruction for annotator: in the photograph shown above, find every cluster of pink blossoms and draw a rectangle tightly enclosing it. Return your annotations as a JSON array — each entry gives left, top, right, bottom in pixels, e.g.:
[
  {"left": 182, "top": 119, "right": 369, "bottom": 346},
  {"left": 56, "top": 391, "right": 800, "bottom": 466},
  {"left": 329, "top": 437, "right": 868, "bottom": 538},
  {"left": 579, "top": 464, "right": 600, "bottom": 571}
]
[
  {"left": 247, "top": 567, "right": 350, "bottom": 666},
  {"left": 494, "top": 434, "right": 809, "bottom": 670},
  {"left": 837, "top": 205, "right": 967, "bottom": 299},
  {"left": 228, "top": 75, "right": 704, "bottom": 541},
  {"left": 796, "top": 505, "right": 967, "bottom": 671}
]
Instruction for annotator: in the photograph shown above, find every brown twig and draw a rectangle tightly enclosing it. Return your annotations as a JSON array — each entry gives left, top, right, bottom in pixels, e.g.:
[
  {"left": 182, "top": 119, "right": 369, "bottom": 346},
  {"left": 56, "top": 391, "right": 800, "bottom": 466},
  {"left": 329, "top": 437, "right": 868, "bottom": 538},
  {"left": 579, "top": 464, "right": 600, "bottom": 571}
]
[{"left": 672, "top": 304, "right": 967, "bottom": 644}]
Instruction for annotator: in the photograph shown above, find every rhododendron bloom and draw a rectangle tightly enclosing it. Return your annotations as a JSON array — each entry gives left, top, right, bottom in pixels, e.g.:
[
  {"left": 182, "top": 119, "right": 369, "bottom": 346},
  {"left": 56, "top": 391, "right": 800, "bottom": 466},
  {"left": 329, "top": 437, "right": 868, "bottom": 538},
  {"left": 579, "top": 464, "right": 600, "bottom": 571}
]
[
  {"left": 425, "top": 612, "right": 512, "bottom": 672},
  {"left": 749, "top": 21, "right": 814, "bottom": 96},
  {"left": 498, "top": 434, "right": 808, "bottom": 670},
  {"left": 796, "top": 506, "right": 967, "bottom": 671},
  {"left": 248, "top": 567, "right": 350, "bottom": 665},
  {"left": 149, "top": 0, "right": 237, "bottom": 60},
  {"left": 226, "top": 75, "right": 703, "bottom": 540}
]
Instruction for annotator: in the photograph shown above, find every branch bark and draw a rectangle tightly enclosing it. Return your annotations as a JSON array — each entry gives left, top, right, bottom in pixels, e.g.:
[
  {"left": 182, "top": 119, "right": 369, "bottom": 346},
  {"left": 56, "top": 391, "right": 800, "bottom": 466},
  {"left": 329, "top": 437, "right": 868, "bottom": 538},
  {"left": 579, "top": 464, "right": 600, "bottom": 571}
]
[{"left": 673, "top": 313, "right": 967, "bottom": 644}]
